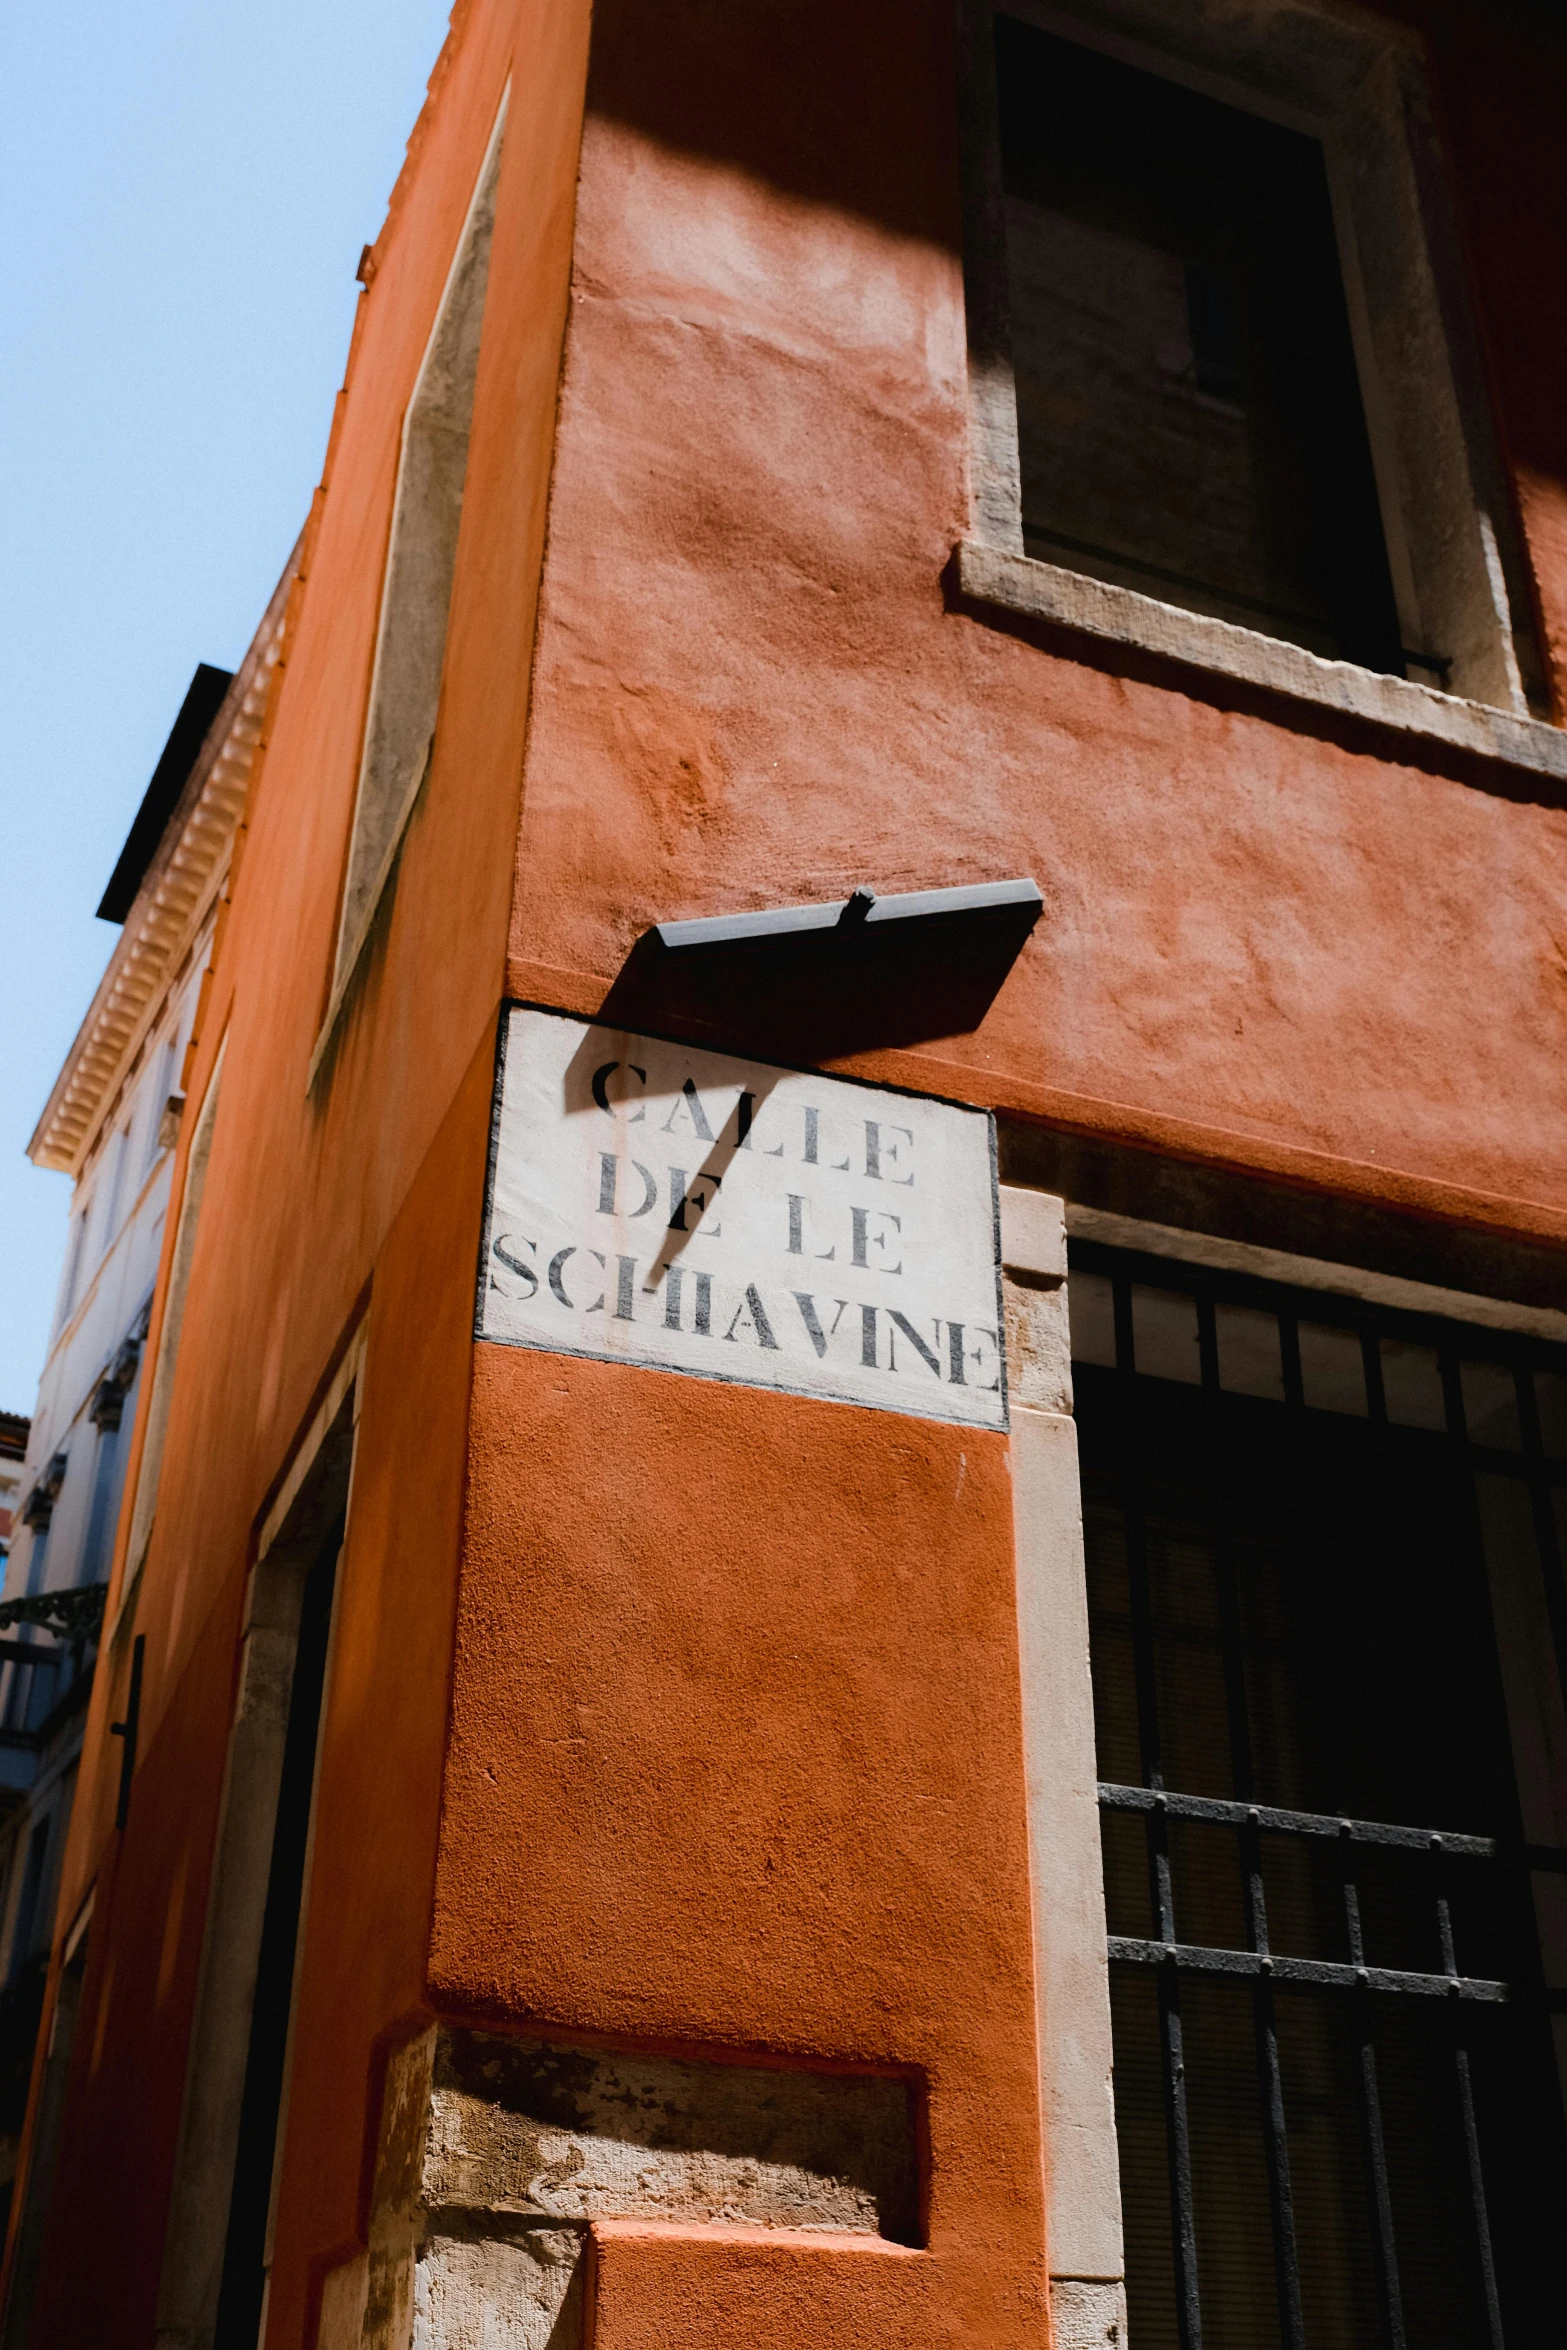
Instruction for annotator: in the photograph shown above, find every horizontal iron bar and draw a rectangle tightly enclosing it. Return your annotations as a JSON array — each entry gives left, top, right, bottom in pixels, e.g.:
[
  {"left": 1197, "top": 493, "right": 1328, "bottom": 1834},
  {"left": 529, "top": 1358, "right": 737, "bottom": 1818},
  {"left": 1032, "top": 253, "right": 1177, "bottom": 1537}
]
[
  {"left": 0, "top": 1641, "right": 60, "bottom": 1668},
  {"left": 1108, "top": 1937, "right": 1509, "bottom": 2002},
  {"left": 651, "top": 876, "right": 1043, "bottom": 952},
  {"left": 1099, "top": 1781, "right": 1497, "bottom": 1860}
]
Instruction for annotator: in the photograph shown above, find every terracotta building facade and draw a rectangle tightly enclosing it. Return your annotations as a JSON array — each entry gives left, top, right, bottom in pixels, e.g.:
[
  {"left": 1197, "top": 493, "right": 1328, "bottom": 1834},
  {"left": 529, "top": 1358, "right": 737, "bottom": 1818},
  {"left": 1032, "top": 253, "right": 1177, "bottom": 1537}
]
[{"left": 5, "top": 0, "right": 1566, "bottom": 2344}]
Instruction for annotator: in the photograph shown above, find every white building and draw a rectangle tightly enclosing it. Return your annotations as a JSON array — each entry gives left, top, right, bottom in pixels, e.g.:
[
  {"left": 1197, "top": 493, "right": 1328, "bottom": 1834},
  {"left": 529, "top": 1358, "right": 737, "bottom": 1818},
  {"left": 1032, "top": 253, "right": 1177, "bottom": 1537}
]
[
  {"left": 0, "top": 1424, "right": 25, "bottom": 1562},
  {"left": 0, "top": 569, "right": 287, "bottom": 2217}
]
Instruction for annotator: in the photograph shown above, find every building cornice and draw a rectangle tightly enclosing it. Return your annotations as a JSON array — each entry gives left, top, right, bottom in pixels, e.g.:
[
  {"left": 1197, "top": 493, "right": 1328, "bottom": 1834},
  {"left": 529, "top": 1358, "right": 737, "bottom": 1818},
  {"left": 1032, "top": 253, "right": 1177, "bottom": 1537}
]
[{"left": 28, "top": 549, "right": 298, "bottom": 1178}]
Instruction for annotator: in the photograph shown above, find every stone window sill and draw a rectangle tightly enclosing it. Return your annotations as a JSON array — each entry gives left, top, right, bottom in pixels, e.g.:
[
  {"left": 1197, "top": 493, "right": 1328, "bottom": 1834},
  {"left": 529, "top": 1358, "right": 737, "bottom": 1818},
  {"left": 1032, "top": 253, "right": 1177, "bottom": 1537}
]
[{"left": 957, "top": 541, "right": 1567, "bottom": 786}]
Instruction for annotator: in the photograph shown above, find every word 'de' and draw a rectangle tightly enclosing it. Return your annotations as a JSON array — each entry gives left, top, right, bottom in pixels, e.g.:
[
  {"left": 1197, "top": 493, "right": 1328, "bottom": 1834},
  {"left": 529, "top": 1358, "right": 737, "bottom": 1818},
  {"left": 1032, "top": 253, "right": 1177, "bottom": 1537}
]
[{"left": 477, "top": 1008, "right": 1006, "bottom": 1429}]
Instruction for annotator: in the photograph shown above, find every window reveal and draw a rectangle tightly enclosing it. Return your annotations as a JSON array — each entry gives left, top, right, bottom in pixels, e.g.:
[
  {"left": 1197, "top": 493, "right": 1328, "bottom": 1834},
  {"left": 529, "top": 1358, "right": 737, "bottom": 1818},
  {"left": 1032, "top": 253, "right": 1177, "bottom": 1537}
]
[
  {"left": 324, "top": 93, "right": 507, "bottom": 1029},
  {"left": 995, "top": 21, "right": 1407, "bottom": 675}
]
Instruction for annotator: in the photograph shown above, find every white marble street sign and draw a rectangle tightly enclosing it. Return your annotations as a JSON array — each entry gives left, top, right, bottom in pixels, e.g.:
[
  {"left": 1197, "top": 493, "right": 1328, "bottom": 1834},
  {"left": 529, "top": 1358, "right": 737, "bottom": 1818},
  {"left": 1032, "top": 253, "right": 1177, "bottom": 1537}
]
[{"left": 477, "top": 1007, "right": 1007, "bottom": 1429}]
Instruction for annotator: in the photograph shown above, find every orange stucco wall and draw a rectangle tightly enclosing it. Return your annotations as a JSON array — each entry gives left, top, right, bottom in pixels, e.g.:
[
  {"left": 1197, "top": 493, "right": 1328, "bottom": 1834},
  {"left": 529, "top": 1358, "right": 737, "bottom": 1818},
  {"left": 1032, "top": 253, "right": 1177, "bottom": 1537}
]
[
  {"left": 433, "top": 1349, "right": 1048, "bottom": 2328},
  {"left": 14, "top": 0, "right": 1567, "bottom": 2341},
  {"left": 586, "top": 2221, "right": 933, "bottom": 2348},
  {"left": 509, "top": 0, "right": 1567, "bottom": 1240}
]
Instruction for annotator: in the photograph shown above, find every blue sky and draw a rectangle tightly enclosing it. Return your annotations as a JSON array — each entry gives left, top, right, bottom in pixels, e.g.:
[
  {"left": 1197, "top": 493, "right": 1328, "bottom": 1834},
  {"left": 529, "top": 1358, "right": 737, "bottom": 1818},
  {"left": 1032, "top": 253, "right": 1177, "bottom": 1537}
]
[{"left": 0, "top": 0, "right": 454, "bottom": 1412}]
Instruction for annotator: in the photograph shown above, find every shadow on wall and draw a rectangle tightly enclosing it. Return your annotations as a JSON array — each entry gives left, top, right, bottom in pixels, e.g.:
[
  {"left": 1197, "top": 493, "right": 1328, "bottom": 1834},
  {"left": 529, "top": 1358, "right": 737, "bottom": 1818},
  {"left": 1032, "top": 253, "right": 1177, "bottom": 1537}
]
[{"left": 582, "top": 0, "right": 965, "bottom": 247}]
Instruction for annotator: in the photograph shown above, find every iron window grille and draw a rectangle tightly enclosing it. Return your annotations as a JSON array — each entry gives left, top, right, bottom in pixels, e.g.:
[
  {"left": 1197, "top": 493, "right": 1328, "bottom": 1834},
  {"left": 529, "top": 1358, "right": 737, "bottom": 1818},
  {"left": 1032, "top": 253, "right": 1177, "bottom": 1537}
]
[{"left": 1070, "top": 1237, "right": 1567, "bottom": 2350}]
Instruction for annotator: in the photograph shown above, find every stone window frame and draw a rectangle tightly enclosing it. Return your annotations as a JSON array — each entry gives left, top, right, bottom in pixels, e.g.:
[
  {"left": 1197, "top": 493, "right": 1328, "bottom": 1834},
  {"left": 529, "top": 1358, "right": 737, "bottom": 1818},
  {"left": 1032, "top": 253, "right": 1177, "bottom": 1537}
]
[
  {"left": 958, "top": 0, "right": 1567, "bottom": 785},
  {"left": 154, "top": 1327, "right": 363, "bottom": 2350}
]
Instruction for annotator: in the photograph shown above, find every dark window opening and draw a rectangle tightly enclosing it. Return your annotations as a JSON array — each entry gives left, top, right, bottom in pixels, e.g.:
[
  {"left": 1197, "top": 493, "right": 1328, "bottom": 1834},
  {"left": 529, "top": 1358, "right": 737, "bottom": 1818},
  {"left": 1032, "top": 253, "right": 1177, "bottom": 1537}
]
[
  {"left": 212, "top": 1518, "right": 341, "bottom": 2348},
  {"left": 995, "top": 21, "right": 1406, "bottom": 673},
  {"left": 1071, "top": 1242, "right": 1567, "bottom": 2349}
]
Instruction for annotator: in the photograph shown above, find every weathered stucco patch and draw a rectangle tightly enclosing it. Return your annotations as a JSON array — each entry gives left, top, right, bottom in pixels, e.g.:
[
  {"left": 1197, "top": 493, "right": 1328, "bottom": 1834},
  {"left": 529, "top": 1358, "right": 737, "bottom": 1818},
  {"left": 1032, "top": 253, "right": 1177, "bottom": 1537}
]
[
  {"left": 1048, "top": 2276, "right": 1128, "bottom": 2350},
  {"left": 328, "top": 2027, "right": 919, "bottom": 2348},
  {"left": 428, "top": 2031, "right": 918, "bottom": 2241},
  {"left": 414, "top": 2219, "right": 585, "bottom": 2350}
]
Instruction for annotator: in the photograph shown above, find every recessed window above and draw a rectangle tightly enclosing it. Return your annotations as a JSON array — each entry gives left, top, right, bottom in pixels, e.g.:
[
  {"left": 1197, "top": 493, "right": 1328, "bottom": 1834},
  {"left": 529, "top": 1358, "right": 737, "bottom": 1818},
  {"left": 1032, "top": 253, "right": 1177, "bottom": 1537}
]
[
  {"left": 996, "top": 20, "right": 1405, "bottom": 673},
  {"left": 962, "top": 0, "right": 1551, "bottom": 727}
]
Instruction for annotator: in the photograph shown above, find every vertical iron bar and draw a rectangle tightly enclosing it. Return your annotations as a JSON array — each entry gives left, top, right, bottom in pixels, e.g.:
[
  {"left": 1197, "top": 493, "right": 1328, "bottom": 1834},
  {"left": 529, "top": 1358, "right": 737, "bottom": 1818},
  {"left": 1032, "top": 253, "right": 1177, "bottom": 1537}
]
[
  {"left": 1452, "top": 2047, "right": 1504, "bottom": 2349},
  {"left": 1434, "top": 1840, "right": 1506, "bottom": 2349},
  {"left": 1159, "top": 1960, "right": 1202, "bottom": 2350},
  {"left": 1341, "top": 1827, "right": 1406, "bottom": 2350},
  {"left": 1251, "top": 1917, "right": 1305, "bottom": 2350},
  {"left": 1117, "top": 1274, "right": 1202, "bottom": 2350}
]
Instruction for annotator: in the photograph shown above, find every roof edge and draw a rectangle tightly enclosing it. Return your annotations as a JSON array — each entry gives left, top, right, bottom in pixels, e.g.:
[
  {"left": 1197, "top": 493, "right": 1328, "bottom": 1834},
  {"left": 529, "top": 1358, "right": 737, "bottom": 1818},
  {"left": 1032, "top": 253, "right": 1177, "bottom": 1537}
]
[{"left": 27, "top": 538, "right": 302, "bottom": 1176}]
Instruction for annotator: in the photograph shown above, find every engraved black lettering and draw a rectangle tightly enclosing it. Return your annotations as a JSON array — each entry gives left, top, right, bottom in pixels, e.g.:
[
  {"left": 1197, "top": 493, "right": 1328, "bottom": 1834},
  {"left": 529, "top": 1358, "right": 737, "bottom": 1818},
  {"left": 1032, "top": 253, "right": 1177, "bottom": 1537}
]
[
  {"left": 549, "top": 1246, "right": 605, "bottom": 1312},
  {"left": 615, "top": 1256, "right": 636, "bottom": 1321},
  {"left": 604, "top": 1157, "right": 658, "bottom": 1218},
  {"left": 723, "top": 1285, "right": 779, "bottom": 1349},
  {"left": 959, "top": 1324, "right": 1002, "bottom": 1393},
  {"left": 803, "top": 1107, "right": 820, "bottom": 1165},
  {"left": 661, "top": 1077, "right": 715, "bottom": 1141},
  {"left": 793, "top": 1294, "right": 829, "bottom": 1357},
  {"left": 787, "top": 1192, "right": 835, "bottom": 1261},
  {"left": 849, "top": 1207, "right": 902, "bottom": 1274},
  {"left": 866, "top": 1121, "right": 914, "bottom": 1186},
  {"left": 947, "top": 1321, "right": 966, "bottom": 1384},
  {"left": 491, "top": 1235, "right": 538, "bottom": 1298},
  {"left": 669, "top": 1169, "right": 722, "bottom": 1235},
  {"left": 860, "top": 1304, "right": 877, "bottom": 1368},
  {"left": 887, "top": 1312, "right": 942, "bottom": 1379},
  {"left": 591, "top": 1061, "right": 647, "bottom": 1121},
  {"left": 663, "top": 1266, "right": 684, "bottom": 1330},
  {"left": 694, "top": 1272, "right": 713, "bottom": 1336}
]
